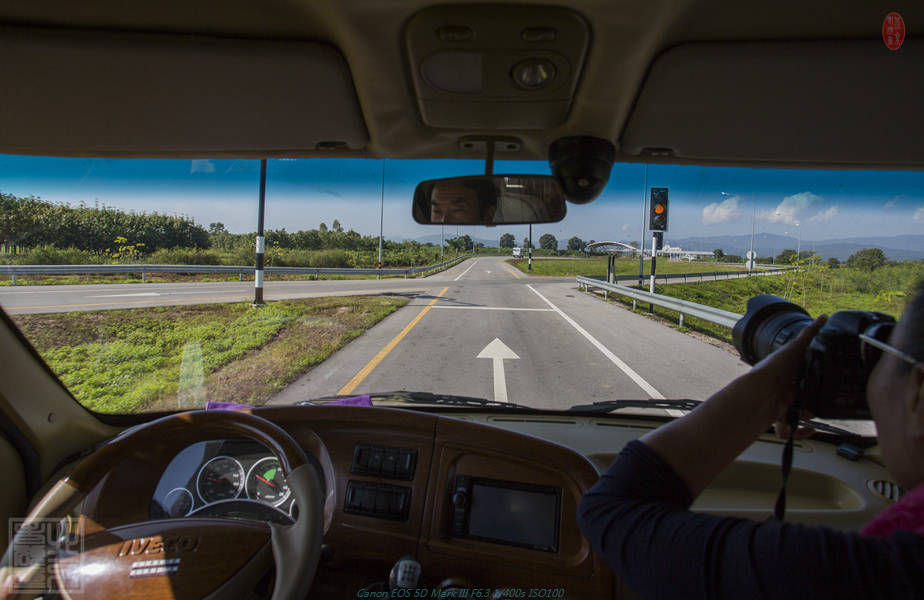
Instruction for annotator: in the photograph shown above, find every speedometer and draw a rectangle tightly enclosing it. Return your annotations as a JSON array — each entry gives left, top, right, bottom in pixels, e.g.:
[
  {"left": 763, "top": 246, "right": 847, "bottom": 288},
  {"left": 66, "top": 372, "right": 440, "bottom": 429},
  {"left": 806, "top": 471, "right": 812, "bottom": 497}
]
[
  {"left": 246, "top": 457, "right": 290, "bottom": 506},
  {"left": 196, "top": 456, "right": 244, "bottom": 504}
]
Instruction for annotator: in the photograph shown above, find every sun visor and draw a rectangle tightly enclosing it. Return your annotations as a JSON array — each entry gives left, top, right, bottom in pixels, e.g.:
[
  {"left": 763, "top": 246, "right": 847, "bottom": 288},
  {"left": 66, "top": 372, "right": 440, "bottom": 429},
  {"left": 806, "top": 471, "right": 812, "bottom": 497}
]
[
  {"left": 0, "top": 27, "right": 368, "bottom": 156},
  {"left": 621, "top": 41, "right": 924, "bottom": 167}
]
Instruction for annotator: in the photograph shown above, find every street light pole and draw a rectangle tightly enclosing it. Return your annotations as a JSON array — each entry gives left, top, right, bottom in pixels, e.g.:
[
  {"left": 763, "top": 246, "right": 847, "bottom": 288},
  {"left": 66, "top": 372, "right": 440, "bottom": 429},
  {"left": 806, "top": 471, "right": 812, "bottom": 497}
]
[
  {"left": 722, "top": 191, "right": 755, "bottom": 273},
  {"left": 638, "top": 164, "right": 649, "bottom": 288},
  {"left": 378, "top": 160, "right": 385, "bottom": 279}
]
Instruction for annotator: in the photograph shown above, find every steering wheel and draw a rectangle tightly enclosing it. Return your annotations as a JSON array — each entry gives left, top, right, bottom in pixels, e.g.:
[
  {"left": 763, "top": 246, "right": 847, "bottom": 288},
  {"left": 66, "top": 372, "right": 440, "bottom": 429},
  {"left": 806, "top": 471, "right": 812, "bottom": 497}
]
[{"left": 2, "top": 410, "right": 324, "bottom": 599}]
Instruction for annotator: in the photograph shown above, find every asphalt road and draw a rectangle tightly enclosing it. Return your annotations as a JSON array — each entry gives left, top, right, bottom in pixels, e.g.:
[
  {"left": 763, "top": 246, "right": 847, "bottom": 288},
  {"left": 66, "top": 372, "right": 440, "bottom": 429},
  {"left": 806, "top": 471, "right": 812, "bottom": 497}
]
[
  {"left": 270, "top": 257, "right": 750, "bottom": 409},
  {"left": 0, "top": 276, "right": 469, "bottom": 314}
]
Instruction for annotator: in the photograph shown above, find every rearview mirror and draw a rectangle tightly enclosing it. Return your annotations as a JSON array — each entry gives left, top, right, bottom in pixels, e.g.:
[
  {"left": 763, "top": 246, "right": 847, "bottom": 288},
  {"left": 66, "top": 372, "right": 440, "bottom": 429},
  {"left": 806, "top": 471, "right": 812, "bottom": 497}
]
[{"left": 412, "top": 175, "right": 566, "bottom": 225}]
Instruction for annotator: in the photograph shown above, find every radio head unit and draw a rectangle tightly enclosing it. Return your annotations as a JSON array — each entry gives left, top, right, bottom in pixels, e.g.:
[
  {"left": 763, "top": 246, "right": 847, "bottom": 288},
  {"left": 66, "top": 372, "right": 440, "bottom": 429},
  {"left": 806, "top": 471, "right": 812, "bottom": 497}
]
[{"left": 451, "top": 475, "right": 561, "bottom": 552}]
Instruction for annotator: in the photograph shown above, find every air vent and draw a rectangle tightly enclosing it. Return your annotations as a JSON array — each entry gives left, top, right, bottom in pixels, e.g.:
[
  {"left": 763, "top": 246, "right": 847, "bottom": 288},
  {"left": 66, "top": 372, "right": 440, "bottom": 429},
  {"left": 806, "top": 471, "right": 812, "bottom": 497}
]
[{"left": 867, "top": 479, "right": 904, "bottom": 502}]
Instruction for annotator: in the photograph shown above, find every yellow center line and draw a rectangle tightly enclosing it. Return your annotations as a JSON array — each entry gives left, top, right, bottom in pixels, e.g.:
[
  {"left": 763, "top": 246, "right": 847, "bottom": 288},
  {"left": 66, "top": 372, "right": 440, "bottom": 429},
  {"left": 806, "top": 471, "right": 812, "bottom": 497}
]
[
  {"left": 338, "top": 286, "right": 449, "bottom": 395},
  {"left": 501, "top": 262, "right": 522, "bottom": 279}
]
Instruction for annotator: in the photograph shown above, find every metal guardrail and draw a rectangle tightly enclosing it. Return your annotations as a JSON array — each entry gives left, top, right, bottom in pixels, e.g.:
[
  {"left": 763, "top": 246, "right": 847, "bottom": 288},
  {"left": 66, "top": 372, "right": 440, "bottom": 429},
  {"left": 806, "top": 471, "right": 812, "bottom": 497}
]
[
  {"left": 587, "top": 267, "right": 791, "bottom": 286},
  {"left": 576, "top": 275, "right": 743, "bottom": 328},
  {"left": 0, "top": 255, "right": 473, "bottom": 284}
]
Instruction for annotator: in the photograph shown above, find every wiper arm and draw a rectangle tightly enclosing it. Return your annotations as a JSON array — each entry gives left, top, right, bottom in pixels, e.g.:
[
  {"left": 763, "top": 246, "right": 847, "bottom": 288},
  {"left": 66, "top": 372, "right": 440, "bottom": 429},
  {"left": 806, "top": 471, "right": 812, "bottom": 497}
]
[
  {"left": 299, "top": 390, "right": 533, "bottom": 410},
  {"left": 567, "top": 399, "right": 702, "bottom": 414}
]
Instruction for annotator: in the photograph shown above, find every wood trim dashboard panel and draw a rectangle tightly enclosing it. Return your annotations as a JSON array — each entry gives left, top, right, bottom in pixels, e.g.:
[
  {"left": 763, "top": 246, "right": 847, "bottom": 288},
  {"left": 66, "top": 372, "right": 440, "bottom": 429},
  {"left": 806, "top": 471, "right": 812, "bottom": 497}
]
[{"left": 79, "top": 406, "right": 614, "bottom": 598}]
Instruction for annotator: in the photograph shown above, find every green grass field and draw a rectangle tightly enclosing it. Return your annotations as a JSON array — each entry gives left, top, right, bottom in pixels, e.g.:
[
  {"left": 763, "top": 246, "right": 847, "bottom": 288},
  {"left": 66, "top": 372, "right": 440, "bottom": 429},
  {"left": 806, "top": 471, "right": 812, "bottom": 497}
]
[
  {"left": 508, "top": 257, "right": 747, "bottom": 277},
  {"left": 595, "top": 262, "right": 924, "bottom": 343},
  {"left": 10, "top": 296, "right": 406, "bottom": 414}
]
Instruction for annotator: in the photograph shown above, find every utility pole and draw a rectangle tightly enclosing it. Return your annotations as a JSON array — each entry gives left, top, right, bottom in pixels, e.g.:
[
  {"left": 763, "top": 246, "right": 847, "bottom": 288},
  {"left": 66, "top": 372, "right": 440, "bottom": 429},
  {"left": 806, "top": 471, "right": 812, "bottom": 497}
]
[
  {"left": 378, "top": 160, "right": 385, "bottom": 279},
  {"left": 440, "top": 223, "right": 444, "bottom": 260},
  {"left": 253, "top": 159, "right": 267, "bottom": 306}
]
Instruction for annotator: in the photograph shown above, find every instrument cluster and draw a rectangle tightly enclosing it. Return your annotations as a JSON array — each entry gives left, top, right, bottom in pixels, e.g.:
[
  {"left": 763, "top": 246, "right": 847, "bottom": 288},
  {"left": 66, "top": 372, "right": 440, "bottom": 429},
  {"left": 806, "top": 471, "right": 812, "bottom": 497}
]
[{"left": 150, "top": 439, "right": 296, "bottom": 523}]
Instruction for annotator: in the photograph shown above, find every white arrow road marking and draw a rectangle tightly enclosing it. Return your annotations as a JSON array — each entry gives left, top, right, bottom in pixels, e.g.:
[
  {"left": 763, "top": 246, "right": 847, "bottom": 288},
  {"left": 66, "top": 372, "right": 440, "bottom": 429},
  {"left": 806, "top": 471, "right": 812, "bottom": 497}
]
[
  {"left": 477, "top": 338, "right": 519, "bottom": 403},
  {"left": 90, "top": 292, "right": 161, "bottom": 298}
]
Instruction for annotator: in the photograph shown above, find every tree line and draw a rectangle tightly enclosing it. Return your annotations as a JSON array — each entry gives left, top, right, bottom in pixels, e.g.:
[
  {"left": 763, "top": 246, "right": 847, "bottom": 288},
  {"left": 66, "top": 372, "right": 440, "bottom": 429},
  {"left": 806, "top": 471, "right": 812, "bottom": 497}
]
[
  {"left": 0, "top": 194, "right": 440, "bottom": 256},
  {"left": 1, "top": 193, "right": 208, "bottom": 251}
]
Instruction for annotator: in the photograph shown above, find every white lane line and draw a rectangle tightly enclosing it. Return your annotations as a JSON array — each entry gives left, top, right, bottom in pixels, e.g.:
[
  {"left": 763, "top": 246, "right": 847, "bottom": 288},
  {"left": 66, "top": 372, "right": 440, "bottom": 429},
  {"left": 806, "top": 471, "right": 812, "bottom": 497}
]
[
  {"left": 90, "top": 292, "right": 161, "bottom": 298},
  {"left": 453, "top": 259, "right": 478, "bottom": 281},
  {"left": 526, "top": 284, "right": 664, "bottom": 399},
  {"left": 431, "top": 306, "right": 553, "bottom": 312}
]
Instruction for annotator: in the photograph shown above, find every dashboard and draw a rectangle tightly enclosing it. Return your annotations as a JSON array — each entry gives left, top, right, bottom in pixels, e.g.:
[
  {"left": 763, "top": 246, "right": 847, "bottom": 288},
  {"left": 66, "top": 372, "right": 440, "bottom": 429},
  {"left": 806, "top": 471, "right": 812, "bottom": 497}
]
[
  {"left": 81, "top": 405, "right": 612, "bottom": 598},
  {"left": 77, "top": 404, "right": 892, "bottom": 599}
]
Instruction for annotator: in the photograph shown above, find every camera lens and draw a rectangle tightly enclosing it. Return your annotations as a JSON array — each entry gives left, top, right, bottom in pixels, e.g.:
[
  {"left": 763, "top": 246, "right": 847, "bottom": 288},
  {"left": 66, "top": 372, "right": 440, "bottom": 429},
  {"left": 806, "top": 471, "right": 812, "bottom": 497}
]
[{"left": 732, "top": 295, "right": 813, "bottom": 365}]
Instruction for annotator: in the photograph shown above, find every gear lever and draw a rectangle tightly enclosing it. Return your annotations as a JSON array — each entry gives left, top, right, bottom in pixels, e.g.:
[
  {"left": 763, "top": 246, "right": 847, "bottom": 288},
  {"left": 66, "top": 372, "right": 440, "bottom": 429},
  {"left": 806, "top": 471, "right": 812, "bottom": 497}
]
[{"left": 389, "top": 555, "right": 422, "bottom": 591}]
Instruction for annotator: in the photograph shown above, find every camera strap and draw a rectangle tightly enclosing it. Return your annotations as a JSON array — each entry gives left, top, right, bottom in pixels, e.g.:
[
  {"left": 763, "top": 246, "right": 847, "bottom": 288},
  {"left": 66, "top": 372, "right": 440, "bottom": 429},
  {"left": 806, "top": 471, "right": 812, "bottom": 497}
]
[{"left": 773, "top": 404, "right": 801, "bottom": 520}]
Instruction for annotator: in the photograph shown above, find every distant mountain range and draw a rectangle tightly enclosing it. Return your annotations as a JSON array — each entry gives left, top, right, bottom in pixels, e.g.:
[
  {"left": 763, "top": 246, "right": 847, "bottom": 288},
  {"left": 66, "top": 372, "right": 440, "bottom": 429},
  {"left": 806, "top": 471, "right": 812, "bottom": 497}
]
[{"left": 664, "top": 233, "right": 924, "bottom": 261}]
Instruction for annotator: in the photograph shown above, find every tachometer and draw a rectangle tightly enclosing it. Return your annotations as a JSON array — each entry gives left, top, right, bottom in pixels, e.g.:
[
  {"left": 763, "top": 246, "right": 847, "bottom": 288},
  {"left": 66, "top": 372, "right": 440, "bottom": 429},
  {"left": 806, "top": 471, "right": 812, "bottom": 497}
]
[
  {"left": 163, "top": 487, "right": 194, "bottom": 517},
  {"left": 246, "top": 457, "right": 290, "bottom": 506},
  {"left": 196, "top": 456, "right": 244, "bottom": 504}
]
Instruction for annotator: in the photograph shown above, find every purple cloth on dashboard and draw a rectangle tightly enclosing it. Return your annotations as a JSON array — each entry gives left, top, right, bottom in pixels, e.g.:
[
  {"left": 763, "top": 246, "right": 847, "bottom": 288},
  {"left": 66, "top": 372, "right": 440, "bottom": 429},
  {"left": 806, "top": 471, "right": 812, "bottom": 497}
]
[
  {"left": 326, "top": 395, "right": 373, "bottom": 406},
  {"left": 205, "top": 401, "right": 251, "bottom": 411},
  {"left": 205, "top": 395, "right": 373, "bottom": 410}
]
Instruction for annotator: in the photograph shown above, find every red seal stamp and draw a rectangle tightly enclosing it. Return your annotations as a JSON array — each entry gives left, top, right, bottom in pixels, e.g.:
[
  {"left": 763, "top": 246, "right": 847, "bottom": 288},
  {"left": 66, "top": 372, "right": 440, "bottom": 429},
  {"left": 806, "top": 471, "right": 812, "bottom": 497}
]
[{"left": 882, "top": 12, "right": 905, "bottom": 51}]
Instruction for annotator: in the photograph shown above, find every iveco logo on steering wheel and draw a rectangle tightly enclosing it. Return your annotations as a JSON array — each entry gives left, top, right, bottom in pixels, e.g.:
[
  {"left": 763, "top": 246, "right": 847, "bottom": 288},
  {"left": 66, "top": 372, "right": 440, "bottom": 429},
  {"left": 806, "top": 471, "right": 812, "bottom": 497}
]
[{"left": 117, "top": 536, "right": 201, "bottom": 557}]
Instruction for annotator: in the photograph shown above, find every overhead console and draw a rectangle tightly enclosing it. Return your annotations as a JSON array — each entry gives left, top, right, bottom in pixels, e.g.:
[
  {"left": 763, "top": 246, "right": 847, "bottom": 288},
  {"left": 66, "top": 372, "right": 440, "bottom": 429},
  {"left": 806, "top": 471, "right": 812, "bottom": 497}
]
[
  {"left": 404, "top": 5, "right": 591, "bottom": 129},
  {"left": 620, "top": 40, "right": 924, "bottom": 167},
  {"left": 0, "top": 27, "right": 369, "bottom": 156}
]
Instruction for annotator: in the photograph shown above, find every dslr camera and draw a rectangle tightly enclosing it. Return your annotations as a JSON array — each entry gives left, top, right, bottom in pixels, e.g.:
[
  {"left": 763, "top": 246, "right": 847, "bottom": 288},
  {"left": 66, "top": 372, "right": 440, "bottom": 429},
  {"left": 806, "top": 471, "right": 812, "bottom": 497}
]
[{"left": 732, "top": 295, "right": 896, "bottom": 419}]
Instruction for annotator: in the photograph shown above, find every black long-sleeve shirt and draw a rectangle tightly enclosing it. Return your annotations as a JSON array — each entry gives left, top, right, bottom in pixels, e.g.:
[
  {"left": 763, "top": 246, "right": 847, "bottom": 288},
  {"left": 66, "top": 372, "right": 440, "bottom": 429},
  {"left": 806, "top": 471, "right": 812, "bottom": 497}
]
[{"left": 577, "top": 440, "right": 924, "bottom": 599}]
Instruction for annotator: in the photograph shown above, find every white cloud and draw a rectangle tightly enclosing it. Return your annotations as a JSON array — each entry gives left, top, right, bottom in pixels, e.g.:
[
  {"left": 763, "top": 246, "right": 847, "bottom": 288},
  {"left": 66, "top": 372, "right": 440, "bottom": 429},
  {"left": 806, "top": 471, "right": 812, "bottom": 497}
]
[
  {"left": 190, "top": 160, "right": 215, "bottom": 174},
  {"left": 701, "top": 195, "right": 742, "bottom": 225},
  {"left": 763, "top": 191, "right": 824, "bottom": 225},
  {"left": 810, "top": 205, "right": 840, "bottom": 222},
  {"left": 914, "top": 206, "right": 924, "bottom": 223},
  {"left": 883, "top": 199, "right": 898, "bottom": 210},
  {"left": 620, "top": 223, "right": 629, "bottom": 232}
]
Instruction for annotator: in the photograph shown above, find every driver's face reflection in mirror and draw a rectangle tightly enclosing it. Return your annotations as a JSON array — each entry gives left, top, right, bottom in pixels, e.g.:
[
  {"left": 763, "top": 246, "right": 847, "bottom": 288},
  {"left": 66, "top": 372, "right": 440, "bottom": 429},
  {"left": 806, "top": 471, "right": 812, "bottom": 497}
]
[{"left": 429, "top": 180, "right": 496, "bottom": 224}]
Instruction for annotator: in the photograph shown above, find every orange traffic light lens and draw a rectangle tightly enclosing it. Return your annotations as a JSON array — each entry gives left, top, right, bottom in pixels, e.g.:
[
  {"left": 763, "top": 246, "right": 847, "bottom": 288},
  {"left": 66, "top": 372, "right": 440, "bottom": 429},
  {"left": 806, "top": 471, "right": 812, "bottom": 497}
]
[{"left": 654, "top": 204, "right": 665, "bottom": 214}]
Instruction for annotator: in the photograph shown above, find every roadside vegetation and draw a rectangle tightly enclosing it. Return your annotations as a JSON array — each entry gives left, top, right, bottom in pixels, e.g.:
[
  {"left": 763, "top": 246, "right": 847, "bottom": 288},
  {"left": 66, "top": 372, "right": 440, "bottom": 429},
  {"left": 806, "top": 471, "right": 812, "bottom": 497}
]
[
  {"left": 594, "top": 258, "right": 924, "bottom": 343},
  {"left": 10, "top": 296, "right": 406, "bottom": 413},
  {"left": 509, "top": 257, "right": 747, "bottom": 277},
  {"left": 0, "top": 193, "right": 473, "bottom": 270}
]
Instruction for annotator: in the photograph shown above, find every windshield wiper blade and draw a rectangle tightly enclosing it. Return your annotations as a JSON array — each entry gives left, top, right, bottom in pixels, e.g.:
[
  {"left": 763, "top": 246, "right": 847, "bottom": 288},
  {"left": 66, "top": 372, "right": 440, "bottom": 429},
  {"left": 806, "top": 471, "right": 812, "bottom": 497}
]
[
  {"left": 567, "top": 399, "right": 702, "bottom": 414},
  {"left": 569, "top": 400, "right": 864, "bottom": 438},
  {"left": 299, "top": 390, "right": 533, "bottom": 410}
]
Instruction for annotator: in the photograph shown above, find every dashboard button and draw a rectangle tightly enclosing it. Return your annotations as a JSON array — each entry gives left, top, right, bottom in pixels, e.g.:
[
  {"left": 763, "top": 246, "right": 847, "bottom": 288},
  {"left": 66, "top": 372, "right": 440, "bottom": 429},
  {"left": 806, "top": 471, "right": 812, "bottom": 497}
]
[
  {"left": 368, "top": 450, "right": 384, "bottom": 472},
  {"left": 381, "top": 452, "right": 397, "bottom": 475}
]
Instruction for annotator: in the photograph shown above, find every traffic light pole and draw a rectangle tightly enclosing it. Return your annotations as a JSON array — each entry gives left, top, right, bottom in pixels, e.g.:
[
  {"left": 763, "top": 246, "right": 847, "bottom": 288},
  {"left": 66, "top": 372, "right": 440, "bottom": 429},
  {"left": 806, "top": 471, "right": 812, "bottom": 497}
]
[{"left": 649, "top": 232, "right": 657, "bottom": 294}]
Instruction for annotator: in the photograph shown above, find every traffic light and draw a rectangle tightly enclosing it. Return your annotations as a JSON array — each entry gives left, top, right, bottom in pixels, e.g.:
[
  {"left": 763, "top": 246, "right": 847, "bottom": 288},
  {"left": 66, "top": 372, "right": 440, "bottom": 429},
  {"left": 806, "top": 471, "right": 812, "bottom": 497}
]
[{"left": 648, "top": 187, "right": 669, "bottom": 231}]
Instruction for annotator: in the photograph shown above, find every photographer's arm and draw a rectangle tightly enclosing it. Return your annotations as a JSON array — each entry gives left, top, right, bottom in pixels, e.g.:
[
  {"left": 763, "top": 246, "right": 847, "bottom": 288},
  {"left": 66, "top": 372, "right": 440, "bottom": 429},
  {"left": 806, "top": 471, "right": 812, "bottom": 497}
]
[{"left": 639, "top": 316, "right": 826, "bottom": 497}]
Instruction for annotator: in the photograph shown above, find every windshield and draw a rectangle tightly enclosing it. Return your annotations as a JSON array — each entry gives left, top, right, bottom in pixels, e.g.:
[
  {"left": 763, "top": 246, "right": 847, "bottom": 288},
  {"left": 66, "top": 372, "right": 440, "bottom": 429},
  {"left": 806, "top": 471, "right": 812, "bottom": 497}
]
[{"left": 2, "top": 156, "right": 922, "bottom": 436}]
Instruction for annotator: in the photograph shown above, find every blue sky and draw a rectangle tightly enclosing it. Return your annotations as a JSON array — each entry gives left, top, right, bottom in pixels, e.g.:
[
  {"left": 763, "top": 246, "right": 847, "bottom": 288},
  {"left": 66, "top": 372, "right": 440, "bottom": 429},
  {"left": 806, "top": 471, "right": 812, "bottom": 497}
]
[{"left": 1, "top": 155, "right": 922, "bottom": 244}]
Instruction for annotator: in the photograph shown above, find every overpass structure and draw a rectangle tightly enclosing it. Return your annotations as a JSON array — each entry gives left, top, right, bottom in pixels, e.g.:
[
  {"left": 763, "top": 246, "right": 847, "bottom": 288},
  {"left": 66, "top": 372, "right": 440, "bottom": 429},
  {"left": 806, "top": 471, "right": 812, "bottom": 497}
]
[{"left": 586, "top": 241, "right": 713, "bottom": 260}]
